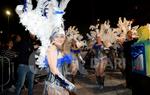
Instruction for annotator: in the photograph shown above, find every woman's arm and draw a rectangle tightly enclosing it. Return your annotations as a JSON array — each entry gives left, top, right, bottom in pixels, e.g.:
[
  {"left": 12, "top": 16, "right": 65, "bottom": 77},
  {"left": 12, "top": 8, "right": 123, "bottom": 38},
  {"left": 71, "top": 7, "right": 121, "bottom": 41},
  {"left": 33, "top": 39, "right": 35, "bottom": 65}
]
[
  {"left": 47, "top": 45, "right": 60, "bottom": 75},
  {"left": 47, "top": 45, "right": 76, "bottom": 92}
]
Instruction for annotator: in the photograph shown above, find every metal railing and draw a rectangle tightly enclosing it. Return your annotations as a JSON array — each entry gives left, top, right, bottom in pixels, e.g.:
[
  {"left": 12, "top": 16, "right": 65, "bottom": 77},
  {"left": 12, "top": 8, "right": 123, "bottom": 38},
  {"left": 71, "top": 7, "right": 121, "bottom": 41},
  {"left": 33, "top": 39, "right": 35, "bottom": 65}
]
[{"left": 0, "top": 56, "right": 11, "bottom": 93}]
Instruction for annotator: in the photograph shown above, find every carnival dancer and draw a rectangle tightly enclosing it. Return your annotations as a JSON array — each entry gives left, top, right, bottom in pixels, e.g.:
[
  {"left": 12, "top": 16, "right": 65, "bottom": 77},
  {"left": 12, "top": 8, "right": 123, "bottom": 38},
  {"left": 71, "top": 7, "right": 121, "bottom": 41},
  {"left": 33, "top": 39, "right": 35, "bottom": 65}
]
[
  {"left": 15, "top": 0, "right": 76, "bottom": 95},
  {"left": 92, "top": 34, "right": 108, "bottom": 89},
  {"left": 43, "top": 29, "right": 76, "bottom": 95},
  {"left": 70, "top": 39, "right": 87, "bottom": 83},
  {"left": 65, "top": 26, "right": 87, "bottom": 83},
  {"left": 87, "top": 20, "right": 115, "bottom": 89},
  {"left": 69, "top": 39, "right": 79, "bottom": 83}
]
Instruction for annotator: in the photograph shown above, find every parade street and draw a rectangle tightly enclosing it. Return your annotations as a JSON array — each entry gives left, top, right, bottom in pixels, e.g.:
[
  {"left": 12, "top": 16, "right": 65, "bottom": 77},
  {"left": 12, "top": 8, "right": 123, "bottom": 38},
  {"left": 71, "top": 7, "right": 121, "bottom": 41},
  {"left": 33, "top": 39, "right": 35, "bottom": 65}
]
[{"left": 7, "top": 70, "right": 132, "bottom": 95}]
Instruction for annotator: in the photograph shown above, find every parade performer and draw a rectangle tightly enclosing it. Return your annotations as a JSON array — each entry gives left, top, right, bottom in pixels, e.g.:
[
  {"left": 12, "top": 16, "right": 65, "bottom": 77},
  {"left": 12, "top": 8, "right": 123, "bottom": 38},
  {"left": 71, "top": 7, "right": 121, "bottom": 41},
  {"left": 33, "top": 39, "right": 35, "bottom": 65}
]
[
  {"left": 15, "top": 0, "right": 76, "bottom": 95},
  {"left": 87, "top": 21, "right": 112, "bottom": 89},
  {"left": 66, "top": 26, "right": 87, "bottom": 83},
  {"left": 93, "top": 34, "right": 107, "bottom": 89}
]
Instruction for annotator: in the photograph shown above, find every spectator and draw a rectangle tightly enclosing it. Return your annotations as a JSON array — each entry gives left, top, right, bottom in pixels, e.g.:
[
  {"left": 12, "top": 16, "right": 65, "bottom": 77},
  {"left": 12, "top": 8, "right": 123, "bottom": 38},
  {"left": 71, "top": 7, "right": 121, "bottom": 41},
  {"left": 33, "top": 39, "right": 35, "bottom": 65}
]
[
  {"left": 15, "top": 32, "right": 35, "bottom": 95},
  {"left": 123, "top": 30, "right": 138, "bottom": 89}
]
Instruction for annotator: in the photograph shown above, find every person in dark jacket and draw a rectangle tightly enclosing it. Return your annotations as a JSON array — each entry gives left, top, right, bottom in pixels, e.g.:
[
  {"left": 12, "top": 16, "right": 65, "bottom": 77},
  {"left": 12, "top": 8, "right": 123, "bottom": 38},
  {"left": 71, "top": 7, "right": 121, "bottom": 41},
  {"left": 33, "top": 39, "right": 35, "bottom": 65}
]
[
  {"left": 123, "top": 30, "right": 137, "bottom": 89},
  {"left": 15, "top": 32, "right": 35, "bottom": 95}
]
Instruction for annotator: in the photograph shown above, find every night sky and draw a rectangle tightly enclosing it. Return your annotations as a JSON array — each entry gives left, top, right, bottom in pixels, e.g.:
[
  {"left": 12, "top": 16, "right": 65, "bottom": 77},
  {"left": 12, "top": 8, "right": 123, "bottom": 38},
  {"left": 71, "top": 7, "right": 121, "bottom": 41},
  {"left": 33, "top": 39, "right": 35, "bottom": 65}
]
[{"left": 0, "top": 0, "right": 150, "bottom": 35}]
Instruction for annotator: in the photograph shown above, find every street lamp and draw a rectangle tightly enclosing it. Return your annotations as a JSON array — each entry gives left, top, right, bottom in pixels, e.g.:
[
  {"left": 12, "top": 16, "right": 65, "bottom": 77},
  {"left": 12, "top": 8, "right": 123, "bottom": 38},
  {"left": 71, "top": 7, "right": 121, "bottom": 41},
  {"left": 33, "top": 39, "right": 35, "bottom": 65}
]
[
  {"left": 6, "top": 10, "right": 11, "bottom": 16},
  {"left": 5, "top": 10, "right": 11, "bottom": 33},
  {"left": 5, "top": 10, "right": 11, "bottom": 22}
]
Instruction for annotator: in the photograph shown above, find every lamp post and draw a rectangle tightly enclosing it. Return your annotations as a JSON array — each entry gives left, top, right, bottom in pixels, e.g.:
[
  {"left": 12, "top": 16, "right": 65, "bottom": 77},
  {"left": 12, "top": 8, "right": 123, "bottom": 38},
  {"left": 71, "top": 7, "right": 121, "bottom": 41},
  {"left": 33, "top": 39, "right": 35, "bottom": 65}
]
[{"left": 5, "top": 10, "right": 11, "bottom": 33}]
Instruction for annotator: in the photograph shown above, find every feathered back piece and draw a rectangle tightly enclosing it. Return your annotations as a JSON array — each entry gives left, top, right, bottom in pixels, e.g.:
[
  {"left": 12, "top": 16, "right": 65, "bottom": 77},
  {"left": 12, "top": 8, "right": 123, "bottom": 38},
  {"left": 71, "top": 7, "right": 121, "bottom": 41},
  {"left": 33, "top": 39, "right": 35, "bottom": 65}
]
[
  {"left": 15, "top": 0, "right": 70, "bottom": 68},
  {"left": 116, "top": 17, "right": 133, "bottom": 40},
  {"left": 87, "top": 20, "right": 116, "bottom": 48},
  {"left": 113, "top": 17, "right": 139, "bottom": 42},
  {"left": 87, "top": 18, "right": 139, "bottom": 49},
  {"left": 66, "top": 26, "right": 87, "bottom": 48}
]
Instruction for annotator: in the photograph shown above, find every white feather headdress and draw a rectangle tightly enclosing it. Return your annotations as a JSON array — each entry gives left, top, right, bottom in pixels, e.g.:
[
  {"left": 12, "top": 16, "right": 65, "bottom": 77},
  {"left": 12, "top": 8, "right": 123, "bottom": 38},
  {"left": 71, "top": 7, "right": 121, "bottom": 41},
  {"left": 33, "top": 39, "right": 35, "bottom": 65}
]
[{"left": 16, "top": 0, "right": 70, "bottom": 68}]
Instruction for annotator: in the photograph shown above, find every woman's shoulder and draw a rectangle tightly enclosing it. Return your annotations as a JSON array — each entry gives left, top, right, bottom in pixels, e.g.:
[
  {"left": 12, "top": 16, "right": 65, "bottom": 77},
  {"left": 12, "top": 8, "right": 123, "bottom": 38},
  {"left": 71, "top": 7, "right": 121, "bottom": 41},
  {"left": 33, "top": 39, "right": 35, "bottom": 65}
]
[{"left": 48, "top": 45, "right": 57, "bottom": 51}]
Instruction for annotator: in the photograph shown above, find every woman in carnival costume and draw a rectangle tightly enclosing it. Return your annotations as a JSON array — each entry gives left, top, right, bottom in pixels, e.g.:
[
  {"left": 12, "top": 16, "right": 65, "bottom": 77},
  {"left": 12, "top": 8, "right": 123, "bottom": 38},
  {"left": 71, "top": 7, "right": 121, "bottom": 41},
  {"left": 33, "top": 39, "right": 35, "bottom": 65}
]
[
  {"left": 69, "top": 39, "right": 86, "bottom": 83},
  {"left": 66, "top": 26, "right": 87, "bottom": 84},
  {"left": 69, "top": 39, "right": 80, "bottom": 83},
  {"left": 87, "top": 21, "right": 114, "bottom": 89},
  {"left": 93, "top": 34, "right": 108, "bottom": 89},
  {"left": 15, "top": 0, "right": 76, "bottom": 95}
]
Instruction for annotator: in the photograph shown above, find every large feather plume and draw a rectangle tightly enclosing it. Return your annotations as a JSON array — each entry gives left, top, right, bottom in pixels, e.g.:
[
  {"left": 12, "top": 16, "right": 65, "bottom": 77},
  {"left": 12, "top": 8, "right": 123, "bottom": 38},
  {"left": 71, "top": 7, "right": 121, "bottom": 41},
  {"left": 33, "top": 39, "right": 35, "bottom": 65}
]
[
  {"left": 16, "top": 0, "right": 71, "bottom": 68},
  {"left": 66, "top": 26, "right": 87, "bottom": 48}
]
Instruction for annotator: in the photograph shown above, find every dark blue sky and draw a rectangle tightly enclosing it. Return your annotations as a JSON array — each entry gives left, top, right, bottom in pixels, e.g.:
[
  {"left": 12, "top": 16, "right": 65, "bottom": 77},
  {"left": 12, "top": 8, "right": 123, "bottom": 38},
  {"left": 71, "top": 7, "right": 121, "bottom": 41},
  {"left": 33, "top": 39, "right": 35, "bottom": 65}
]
[{"left": 0, "top": 0, "right": 150, "bottom": 34}]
